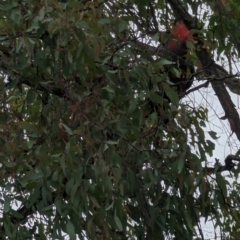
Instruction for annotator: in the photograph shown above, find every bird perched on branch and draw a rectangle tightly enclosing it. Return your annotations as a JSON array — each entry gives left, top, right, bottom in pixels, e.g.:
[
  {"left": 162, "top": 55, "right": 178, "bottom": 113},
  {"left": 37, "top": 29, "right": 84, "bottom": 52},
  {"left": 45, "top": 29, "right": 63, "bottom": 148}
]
[
  {"left": 164, "top": 20, "right": 194, "bottom": 99},
  {"left": 147, "top": 20, "right": 195, "bottom": 124}
]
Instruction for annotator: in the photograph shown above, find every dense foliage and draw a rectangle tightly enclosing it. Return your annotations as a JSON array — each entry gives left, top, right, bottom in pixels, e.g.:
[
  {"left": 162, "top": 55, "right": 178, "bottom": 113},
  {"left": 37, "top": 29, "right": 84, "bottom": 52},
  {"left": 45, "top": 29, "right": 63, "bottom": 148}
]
[{"left": 0, "top": 0, "right": 240, "bottom": 239}]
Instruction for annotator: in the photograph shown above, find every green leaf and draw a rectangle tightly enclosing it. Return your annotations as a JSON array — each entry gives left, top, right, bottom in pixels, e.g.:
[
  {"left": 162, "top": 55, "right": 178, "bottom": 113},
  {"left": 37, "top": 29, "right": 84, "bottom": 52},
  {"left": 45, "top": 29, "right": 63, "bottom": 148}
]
[
  {"left": 66, "top": 220, "right": 76, "bottom": 240},
  {"left": 163, "top": 83, "right": 179, "bottom": 104},
  {"left": 16, "top": 37, "right": 24, "bottom": 53},
  {"left": 60, "top": 154, "right": 66, "bottom": 174},
  {"left": 68, "top": 51, "right": 73, "bottom": 63},
  {"left": 26, "top": 16, "right": 40, "bottom": 32},
  {"left": 177, "top": 158, "right": 184, "bottom": 173},
  {"left": 216, "top": 174, "right": 227, "bottom": 197},
  {"left": 158, "top": 58, "right": 173, "bottom": 65},
  {"left": 66, "top": 178, "right": 75, "bottom": 195},
  {"left": 152, "top": 33, "right": 160, "bottom": 41},
  {"left": 71, "top": 182, "right": 80, "bottom": 203},
  {"left": 38, "top": 223, "right": 47, "bottom": 240},
  {"left": 112, "top": 168, "right": 122, "bottom": 185},
  {"left": 98, "top": 18, "right": 111, "bottom": 25},
  {"left": 10, "top": 210, "right": 23, "bottom": 219},
  {"left": 184, "top": 211, "right": 193, "bottom": 231},
  {"left": 106, "top": 140, "right": 119, "bottom": 145},
  {"left": 38, "top": 8, "right": 45, "bottom": 21},
  {"left": 114, "top": 209, "right": 123, "bottom": 231},
  {"left": 90, "top": 196, "right": 101, "bottom": 208},
  {"left": 28, "top": 188, "right": 40, "bottom": 207},
  {"left": 128, "top": 99, "right": 137, "bottom": 113},
  {"left": 29, "top": 172, "right": 43, "bottom": 180},
  {"left": 208, "top": 131, "right": 219, "bottom": 140},
  {"left": 2, "top": 2, "right": 18, "bottom": 11},
  {"left": 4, "top": 200, "right": 10, "bottom": 213},
  {"left": 118, "top": 20, "right": 128, "bottom": 32},
  {"left": 62, "top": 123, "right": 73, "bottom": 135}
]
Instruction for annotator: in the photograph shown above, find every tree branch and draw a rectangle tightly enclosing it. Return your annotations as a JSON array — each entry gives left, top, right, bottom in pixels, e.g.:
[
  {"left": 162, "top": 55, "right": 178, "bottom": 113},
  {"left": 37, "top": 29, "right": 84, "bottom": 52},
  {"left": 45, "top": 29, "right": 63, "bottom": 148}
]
[{"left": 205, "top": 154, "right": 238, "bottom": 174}]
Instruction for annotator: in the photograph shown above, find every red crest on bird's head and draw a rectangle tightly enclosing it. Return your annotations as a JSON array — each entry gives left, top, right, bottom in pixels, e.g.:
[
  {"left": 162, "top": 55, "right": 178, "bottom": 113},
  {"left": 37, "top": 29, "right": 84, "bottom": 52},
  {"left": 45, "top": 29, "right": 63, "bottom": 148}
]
[{"left": 167, "top": 20, "right": 193, "bottom": 51}]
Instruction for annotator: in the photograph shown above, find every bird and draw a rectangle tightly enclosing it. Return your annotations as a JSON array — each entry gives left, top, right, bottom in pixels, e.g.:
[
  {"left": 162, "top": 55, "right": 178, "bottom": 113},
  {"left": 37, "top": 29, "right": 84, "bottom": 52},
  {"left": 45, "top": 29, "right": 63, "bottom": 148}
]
[
  {"left": 164, "top": 20, "right": 194, "bottom": 99},
  {"left": 146, "top": 20, "right": 195, "bottom": 125}
]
